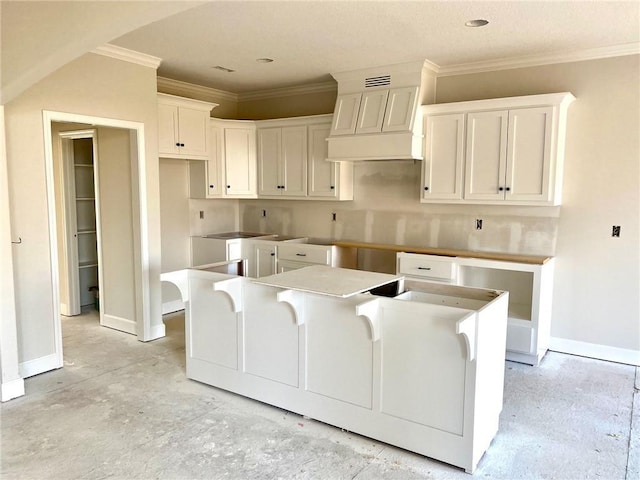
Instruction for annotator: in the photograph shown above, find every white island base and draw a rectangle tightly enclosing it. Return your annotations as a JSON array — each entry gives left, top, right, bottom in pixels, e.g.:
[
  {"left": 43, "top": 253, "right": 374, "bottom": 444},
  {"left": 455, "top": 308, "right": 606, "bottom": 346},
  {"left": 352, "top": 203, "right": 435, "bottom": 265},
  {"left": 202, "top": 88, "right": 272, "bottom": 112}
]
[{"left": 161, "top": 266, "right": 509, "bottom": 473}]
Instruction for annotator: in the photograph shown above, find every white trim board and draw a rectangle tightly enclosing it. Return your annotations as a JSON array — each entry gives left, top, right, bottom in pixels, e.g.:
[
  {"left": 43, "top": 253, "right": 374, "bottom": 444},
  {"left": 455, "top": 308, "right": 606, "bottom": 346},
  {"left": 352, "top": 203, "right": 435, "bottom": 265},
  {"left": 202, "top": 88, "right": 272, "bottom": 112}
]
[
  {"left": 162, "top": 300, "right": 184, "bottom": 315},
  {"left": 550, "top": 337, "right": 640, "bottom": 367},
  {"left": 19, "top": 353, "right": 61, "bottom": 379},
  {"left": 93, "top": 44, "right": 162, "bottom": 69},
  {"left": 1, "top": 378, "right": 25, "bottom": 402}
]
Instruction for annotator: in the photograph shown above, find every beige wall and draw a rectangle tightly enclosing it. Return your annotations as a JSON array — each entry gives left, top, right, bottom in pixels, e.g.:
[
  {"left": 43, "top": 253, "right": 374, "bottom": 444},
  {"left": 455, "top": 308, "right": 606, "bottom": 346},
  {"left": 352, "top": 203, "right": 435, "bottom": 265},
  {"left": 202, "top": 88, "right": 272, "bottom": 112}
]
[
  {"left": 436, "top": 55, "right": 640, "bottom": 352},
  {"left": 5, "top": 52, "right": 162, "bottom": 366},
  {"left": 238, "top": 55, "right": 639, "bottom": 354},
  {"left": 238, "top": 90, "right": 337, "bottom": 120}
]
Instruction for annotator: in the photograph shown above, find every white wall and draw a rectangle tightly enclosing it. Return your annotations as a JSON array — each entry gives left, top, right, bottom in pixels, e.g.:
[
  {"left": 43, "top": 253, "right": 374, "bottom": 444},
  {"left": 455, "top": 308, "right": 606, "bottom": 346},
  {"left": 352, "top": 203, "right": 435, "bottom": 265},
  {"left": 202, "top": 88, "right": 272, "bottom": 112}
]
[{"left": 4, "top": 52, "right": 163, "bottom": 371}]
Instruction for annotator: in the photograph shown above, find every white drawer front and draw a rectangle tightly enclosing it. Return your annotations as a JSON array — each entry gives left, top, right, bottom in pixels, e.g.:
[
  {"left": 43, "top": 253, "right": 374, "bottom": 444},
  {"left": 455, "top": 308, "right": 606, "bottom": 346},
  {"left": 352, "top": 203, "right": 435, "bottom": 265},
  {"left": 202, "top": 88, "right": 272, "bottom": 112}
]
[
  {"left": 397, "top": 254, "right": 457, "bottom": 282},
  {"left": 278, "top": 245, "right": 331, "bottom": 265}
]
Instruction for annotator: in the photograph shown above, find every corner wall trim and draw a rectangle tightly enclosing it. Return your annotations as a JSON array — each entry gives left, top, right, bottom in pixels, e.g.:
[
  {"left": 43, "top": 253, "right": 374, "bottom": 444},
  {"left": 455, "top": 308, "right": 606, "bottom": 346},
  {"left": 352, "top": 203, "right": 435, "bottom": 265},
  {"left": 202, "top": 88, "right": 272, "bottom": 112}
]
[
  {"left": 1, "top": 378, "right": 25, "bottom": 402},
  {"left": 549, "top": 337, "right": 640, "bottom": 366},
  {"left": 19, "top": 353, "right": 62, "bottom": 379}
]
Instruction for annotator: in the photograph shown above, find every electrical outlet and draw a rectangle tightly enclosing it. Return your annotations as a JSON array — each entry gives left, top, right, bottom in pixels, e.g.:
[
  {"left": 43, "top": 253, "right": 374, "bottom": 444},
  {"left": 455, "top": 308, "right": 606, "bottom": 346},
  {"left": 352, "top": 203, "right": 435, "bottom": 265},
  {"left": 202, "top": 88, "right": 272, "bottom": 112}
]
[
  {"left": 612, "top": 225, "right": 621, "bottom": 237},
  {"left": 476, "top": 219, "right": 483, "bottom": 230},
  {"left": 332, "top": 212, "right": 337, "bottom": 222},
  {"left": 199, "top": 210, "right": 204, "bottom": 219},
  {"left": 262, "top": 210, "right": 267, "bottom": 217}
]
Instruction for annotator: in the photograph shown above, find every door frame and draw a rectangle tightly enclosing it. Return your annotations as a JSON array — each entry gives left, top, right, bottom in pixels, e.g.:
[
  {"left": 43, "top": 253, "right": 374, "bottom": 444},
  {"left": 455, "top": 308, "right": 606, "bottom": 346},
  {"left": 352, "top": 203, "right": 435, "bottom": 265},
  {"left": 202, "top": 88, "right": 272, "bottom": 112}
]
[
  {"left": 58, "top": 129, "right": 104, "bottom": 321},
  {"left": 43, "top": 111, "right": 151, "bottom": 365}
]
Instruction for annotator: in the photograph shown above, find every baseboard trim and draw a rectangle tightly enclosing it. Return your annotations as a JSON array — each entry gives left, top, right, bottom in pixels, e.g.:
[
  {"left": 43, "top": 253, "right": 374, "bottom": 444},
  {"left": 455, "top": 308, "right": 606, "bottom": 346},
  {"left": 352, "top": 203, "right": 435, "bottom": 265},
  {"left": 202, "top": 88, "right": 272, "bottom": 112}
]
[
  {"left": 549, "top": 337, "right": 640, "bottom": 366},
  {"left": 102, "top": 314, "right": 136, "bottom": 335},
  {"left": 19, "top": 353, "right": 62, "bottom": 378},
  {"left": 1, "top": 377, "right": 25, "bottom": 402},
  {"left": 162, "top": 300, "right": 184, "bottom": 315}
]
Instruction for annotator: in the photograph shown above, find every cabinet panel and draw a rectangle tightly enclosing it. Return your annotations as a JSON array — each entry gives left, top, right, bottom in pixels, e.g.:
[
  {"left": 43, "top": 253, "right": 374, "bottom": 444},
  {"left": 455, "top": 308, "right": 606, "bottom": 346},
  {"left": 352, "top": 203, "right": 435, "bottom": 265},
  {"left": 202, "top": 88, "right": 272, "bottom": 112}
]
[
  {"left": 255, "top": 243, "right": 277, "bottom": 278},
  {"left": 158, "top": 103, "right": 179, "bottom": 155},
  {"left": 383, "top": 86, "right": 419, "bottom": 132},
  {"left": 506, "top": 107, "right": 553, "bottom": 202},
  {"left": 331, "top": 93, "right": 362, "bottom": 135},
  {"left": 177, "top": 107, "right": 209, "bottom": 158},
  {"left": 225, "top": 128, "right": 256, "bottom": 196},
  {"left": 355, "top": 90, "right": 389, "bottom": 134},
  {"left": 464, "top": 110, "right": 508, "bottom": 200},
  {"left": 258, "top": 128, "right": 281, "bottom": 196},
  {"left": 281, "top": 126, "right": 307, "bottom": 196},
  {"left": 207, "top": 126, "right": 222, "bottom": 196},
  {"left": 422, "top": 113, "right": 465, "bottom": 201},
  {"left": 308, "top": 124, "right": 337, "bottom": 198}
]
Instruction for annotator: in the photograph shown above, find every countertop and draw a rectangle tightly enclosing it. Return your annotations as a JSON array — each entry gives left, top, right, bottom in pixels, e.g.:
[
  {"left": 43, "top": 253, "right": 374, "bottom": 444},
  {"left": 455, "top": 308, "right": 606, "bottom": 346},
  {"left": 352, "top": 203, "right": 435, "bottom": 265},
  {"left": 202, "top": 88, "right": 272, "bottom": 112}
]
[{"left": 332, "top": 240, "right": 551, "bottom": 265}]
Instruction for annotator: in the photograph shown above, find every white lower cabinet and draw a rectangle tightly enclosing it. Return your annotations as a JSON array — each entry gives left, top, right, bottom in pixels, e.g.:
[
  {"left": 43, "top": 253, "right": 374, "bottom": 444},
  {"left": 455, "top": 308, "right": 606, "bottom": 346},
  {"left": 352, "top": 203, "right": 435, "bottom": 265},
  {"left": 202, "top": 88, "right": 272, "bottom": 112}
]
[
  {"left": 397, "top": 252, "right": 553, "bottom": 365},
  {"left": 276, "top": 242, "right": 357, "bottom": 272}
]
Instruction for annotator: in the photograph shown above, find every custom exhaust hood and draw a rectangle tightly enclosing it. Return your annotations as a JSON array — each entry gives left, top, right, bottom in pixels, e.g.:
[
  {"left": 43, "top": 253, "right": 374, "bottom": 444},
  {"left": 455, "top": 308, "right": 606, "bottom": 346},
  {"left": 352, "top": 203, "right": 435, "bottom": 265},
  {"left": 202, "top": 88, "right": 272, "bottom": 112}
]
[{"left": 327, "top": 61, "right": 437, "bottom": 162}]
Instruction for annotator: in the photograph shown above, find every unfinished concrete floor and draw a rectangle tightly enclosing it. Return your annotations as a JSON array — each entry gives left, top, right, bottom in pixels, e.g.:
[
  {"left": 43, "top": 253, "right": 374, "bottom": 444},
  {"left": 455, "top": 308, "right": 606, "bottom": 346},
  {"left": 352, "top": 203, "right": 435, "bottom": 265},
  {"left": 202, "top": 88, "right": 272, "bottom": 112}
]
[{"left": 2, "top": 309, "right": 638, "bottom": 480}]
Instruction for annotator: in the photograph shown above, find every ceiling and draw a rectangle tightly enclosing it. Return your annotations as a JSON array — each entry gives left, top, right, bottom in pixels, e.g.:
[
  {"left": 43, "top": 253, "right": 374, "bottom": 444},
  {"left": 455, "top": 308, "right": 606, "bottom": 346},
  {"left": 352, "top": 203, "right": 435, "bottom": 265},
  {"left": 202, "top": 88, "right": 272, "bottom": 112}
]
[{"left": 111, "top": 0, "right": 640, "bottom": 94}]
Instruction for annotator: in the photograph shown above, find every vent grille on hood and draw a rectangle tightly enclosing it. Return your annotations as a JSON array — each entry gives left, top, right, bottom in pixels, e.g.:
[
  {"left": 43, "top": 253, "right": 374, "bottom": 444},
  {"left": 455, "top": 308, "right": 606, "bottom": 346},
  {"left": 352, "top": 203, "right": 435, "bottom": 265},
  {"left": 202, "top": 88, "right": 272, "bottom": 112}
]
[{"left": 364, "top": 75, "right": 391, "bottom": 88}]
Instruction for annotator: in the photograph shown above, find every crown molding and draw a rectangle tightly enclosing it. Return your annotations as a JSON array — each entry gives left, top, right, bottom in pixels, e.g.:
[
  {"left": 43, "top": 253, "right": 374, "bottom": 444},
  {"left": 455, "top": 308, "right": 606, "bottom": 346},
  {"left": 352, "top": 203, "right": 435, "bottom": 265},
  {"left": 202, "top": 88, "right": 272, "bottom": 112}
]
[
  {"left": 237, "top": 81, "right": 337, "bottom": 102},
  {"left": 437, "top": 42, "right": 640, "bottom": 77},
  {"left": 157, "top": 76, "right": 238, "bottom": 102},
  {"left": 92, "top": 44, "right": 162, "bottom": 69}
]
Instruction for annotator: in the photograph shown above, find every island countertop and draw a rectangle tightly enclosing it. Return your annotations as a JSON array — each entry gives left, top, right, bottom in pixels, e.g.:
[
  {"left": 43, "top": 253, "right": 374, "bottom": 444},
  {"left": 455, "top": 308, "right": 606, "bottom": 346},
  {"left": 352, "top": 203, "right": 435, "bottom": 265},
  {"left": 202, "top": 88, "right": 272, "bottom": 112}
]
[{"left": 252, "top": 265, "right": 403, "bottom": 298}]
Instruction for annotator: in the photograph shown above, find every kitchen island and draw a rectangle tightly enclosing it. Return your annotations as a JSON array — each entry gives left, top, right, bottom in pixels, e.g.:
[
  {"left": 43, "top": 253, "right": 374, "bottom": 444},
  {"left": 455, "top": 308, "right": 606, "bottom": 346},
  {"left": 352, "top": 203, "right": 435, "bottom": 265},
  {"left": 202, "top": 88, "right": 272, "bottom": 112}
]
[{"left": 161, "top": 265, "right": 509, "bottom": 473}]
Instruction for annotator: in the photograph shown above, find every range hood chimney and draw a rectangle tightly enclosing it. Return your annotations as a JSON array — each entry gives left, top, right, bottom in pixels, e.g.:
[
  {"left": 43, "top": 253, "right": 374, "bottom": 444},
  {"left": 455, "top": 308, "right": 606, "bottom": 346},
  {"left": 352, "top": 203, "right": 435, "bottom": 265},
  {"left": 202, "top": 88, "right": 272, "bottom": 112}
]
[{"left": 327, "top": 61, "right": 437, "bottom": 162}]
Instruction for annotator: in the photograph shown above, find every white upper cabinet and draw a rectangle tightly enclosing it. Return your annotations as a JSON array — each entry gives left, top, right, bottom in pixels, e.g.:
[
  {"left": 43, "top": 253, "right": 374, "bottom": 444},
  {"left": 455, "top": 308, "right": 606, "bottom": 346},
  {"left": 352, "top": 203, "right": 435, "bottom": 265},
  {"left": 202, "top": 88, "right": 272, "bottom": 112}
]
[
  {"left": 257, "top": 115, "right": 353, "bottom": 201},
  {"left": 421, "top": 113, "right": 465, "bottom": 201},
  {"left": 421, "top": 92, "right": 574, "bottom": 206},
  {"left": 308, "top": 123, "right": 353, "bottom": 200},
  {"left": 505, "top": 107, "right": 554, "bottom": 202},
  {"left": 189, "top": 119, "right": 257, "bottom": 199},
  {"left": 157, "top": 93, "right": 217, "bottom": 160},
  {"left": 224, "top": 125, "right": 257, "bottom": 197},
  {"left": 258, "top": 126, "right": 307, "bottom": 197},
  {"left": 464, "top": 110, "right": 509, "bottom": 201}
]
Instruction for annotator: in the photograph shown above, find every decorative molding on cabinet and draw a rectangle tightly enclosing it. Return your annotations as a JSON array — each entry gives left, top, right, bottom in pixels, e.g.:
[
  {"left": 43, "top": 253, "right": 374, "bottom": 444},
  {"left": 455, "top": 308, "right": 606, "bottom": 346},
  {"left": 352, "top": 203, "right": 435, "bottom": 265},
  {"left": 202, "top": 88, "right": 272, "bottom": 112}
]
[
  {"left": 437, "top": 42, "right": 640, "bottom": 77},
  {"left": 549, "top": 337, "right": 640, "bottom": 367},
  {"left": 93, "top": 44, "right": 162, "bottom": 69},
  {"left": 158, "top": 76, "right": 239, "bottom": 103}
]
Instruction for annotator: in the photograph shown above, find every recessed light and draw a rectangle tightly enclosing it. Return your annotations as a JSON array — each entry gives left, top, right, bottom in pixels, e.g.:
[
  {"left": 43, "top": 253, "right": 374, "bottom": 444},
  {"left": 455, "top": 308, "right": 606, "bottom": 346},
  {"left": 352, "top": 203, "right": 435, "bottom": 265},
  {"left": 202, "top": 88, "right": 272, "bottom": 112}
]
[
  {"left": 211, "top": 65, "right": 235, "bottom": 73},
  {"left": 465, "top": 19, "right": 489, "bottom": 27},
  {"left": 256, "top": 58, "right": 274, "bottom": 63}
]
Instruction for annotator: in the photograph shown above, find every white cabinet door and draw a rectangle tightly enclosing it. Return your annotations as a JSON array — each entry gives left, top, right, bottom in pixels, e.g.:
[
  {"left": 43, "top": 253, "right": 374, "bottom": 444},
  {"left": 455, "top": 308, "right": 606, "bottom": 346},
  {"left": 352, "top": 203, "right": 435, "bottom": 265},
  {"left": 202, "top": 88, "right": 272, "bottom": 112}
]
[
  {"left": 422, "top": 113, "right": 465, "bottom": 201},
  {"left": 331, "top": 93, "right": 362, "bottom": 135},
  {"left": 281, "top": 126, "right": 307, "bottom": 197},
  {"left": 177, "top": 107, "right": 209, "bottom": 158},
  {"left": 158, "top": 103, "right": 180, "bottom": 155},
  {"left": 225, "top": 127, "right": 256, "bottom": 196},
  {"left": 308, "top": 124, "right": 337, "bottom": 198},
  {"left": 506, "top": 107, "right": 554, "bottom": 202},
  {"left": 255, "top": 243, "right": 277, "bottom": 278},
  {"left": 355, "top": 90, "right": 389, "bottom": 134},
  {"left": 464, "top": 110, "right": 508, "bottom": 201},
  {"left": 383, "top": 86, "right": 419, "bottom": 132},
  {"left": 258, "top": 128, "right": 282, "bottom": 196}
]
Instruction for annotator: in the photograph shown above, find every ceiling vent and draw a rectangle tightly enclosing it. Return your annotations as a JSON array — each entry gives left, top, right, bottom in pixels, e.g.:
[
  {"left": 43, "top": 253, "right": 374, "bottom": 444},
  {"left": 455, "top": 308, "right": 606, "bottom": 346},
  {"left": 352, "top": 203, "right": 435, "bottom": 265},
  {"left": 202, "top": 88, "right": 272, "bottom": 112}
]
[{"left": 364, "top": 75, "right": 391, "bottom": 88}]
